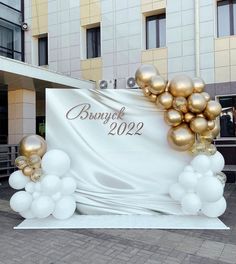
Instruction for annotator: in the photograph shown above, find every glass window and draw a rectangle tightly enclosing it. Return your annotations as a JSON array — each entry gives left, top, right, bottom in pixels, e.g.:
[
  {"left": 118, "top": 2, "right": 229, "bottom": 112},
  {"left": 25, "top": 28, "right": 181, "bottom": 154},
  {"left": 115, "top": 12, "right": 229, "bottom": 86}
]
[
  {"left": 87, "top": 27, "right": 101, "bottom": 59},
  {"left": 1, "top": 0, "right": 21, "bottom": 11},
  {"left": 38, "top": 36, "right": 48, "bottom": 66},
  {"left": 146, "top": 14, "right": 166, "bottom": 49}
]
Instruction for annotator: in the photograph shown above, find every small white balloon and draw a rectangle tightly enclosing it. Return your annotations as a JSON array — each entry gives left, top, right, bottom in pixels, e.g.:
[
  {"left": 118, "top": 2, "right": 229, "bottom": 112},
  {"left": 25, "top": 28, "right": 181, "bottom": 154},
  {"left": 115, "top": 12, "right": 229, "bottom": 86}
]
[
  {"left": 169, "top": 183, "right": 186, "bottom": 201},
  {"left": 10, "top": 191, "right": 32, "bottom": 213},
  {"left": 204, "top": 170, "right": 214, "bottom": 177},
  {"left": 209, "top": 151, "right": 225, "bottom": 173},
  {"left": 181, "top": 193, "right": 202, "bottom": 215},
  {"left": 184, "top": 165, "right": 194, "bottom": 172},
  {"left": 25, "top": 182, "right": 35, "bottom": 193},
  {"left": 178, "top": 171, "right": 198, "bottom": 190},
  {"left": 41, "top": 149, "right": 71, "bottom": 177},
  {"left": 9, "top": 170, "right": 30, "bottom": 190},
  {"left": 20, "top": 209, "right": 35, "bottom": 219},
  {"left": 201, "top": 197, "right": 227, "bottom": 218},
  {"left": 195, "top": 172, "right": 203, "bottom": 179},
  {"left": 41, "top": 175, "right": 61, "bottom": 195},
  {"left": 191, "top": 154, "right": 211, "bottom": 173},
  {"left": 61, "top": 177, "right": 77, "bottom": 195},
  {"left": 35, "top": 182, "right": 41, "bottom": 192},
  {"left": 52, "top": 196, "right": 76, "bottom": 220},
  {"left": 31, "top": 196, "right": 55, "bottom": 218},
  {"left": 32, "top": 191, "right": 41, "bottom": 199},
  {"left": 52, "top": 192, "right": 62, "bottom": 201},
  {"left": 196, "top": 176, "right": 223, "bottom": 202}
]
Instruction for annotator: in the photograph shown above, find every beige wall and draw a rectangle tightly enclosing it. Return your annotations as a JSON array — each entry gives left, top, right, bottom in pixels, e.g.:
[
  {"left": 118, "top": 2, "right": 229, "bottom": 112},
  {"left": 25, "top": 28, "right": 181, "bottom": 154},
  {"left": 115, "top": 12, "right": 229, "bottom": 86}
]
[
  {"left": 141, "top": 0, "right": 166, "bottom": 13},
  {"left": 31, "top": 0, "right": 48, "bottom": 35}
]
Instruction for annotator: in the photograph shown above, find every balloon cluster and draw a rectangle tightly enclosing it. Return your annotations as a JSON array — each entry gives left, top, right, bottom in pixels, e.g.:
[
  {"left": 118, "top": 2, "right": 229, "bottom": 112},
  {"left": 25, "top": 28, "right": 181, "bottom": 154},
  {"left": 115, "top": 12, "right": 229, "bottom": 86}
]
[
  {"left": 9, "top": 135, "right": 77, "bottom": 220},
  {"left": 169, "top": 151, "right": 227, "bottom": 217},
  {"left": 135, "top": 64, "right": 222, "bottom": 152}
]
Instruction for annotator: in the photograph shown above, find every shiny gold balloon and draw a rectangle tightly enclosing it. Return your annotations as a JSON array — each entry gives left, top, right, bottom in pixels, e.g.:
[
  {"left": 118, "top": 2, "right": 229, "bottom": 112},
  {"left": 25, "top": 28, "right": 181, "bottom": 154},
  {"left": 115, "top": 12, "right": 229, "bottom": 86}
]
[
  {"left": 149, "top": 93, "right": 157, "bottom": 102},
  {"left": 135, "top": 64, "right": 159, "bottom": 88},
  {"left": 143, "top": 87, "right": 151, "bottom": 97},
  {"left": 31, "top": 168, "right": 43, "bottom": 182},
  {"left": 149, "top": 75, "right": 167, "bottom": 95},
  {"left": 167, "top": 124, "right": 195, "bottom": 151},
  {"left": 206, "top": 144, "right": 217, "bottom": 155},
  {"left": 188, "top": 93, "right": 207, "bottom": 113},
  {"left": 22, "top": 166, "right": 34, "bottom": 177},
  {"left": 190, "top": 142, "right": 206, "bottom": 155},
  {"left": 172, "top": 97, "right": 188, "bottom": 113},
  {"left": 184, "top": 112, "right": 195, "bottom": 123},
  {"left": 207, "top": 120, "right": 215, "bottom": 130},
  {"left": 201, "top": 92, "right": 211, "bottom": 102},
  {"left": 19, "top": 135, "right": 47, "bottom": 158},
  {"left": 156, "top": 92, "right": 173, "bottom": 109},
  {"left": 204, "top": 100, "right": 222, "bottom": 120},
  {"left": 164, "top": 109, "right": 183, "bottom": 127},
  {"left": 215, "top": 172, "right": 227, "bottom": 185},
  {"left": 15, "top": 156, "right": 28, "bottom": 170},
  {"left": 200, "top": 130, "right": 214, "bottom": 142},
  {"left": 190, "top": 117, "right": 208, "bottom": 134},
  {"left": 169, "top": 75, "right": 194, "bottom": 97},
  {"left": 211, "top": 122, "right": 220, "bottom": 138},
  {"left": 192, "top": 77, "right": 205, "bottom": 93},
  {"left": 28, "top": 154, "right": 41, "bottom": 169}
]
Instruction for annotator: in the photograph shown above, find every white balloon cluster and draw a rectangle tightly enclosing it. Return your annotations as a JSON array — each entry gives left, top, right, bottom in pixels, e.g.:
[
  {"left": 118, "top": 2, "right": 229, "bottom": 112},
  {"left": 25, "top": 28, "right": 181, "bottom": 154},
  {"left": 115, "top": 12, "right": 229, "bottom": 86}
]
[
  {"left": 9, "top": 149, "right": 77, "bottom": 220},
  {"left": 169, "top": 151, "right": 227, "bottom": 218}
]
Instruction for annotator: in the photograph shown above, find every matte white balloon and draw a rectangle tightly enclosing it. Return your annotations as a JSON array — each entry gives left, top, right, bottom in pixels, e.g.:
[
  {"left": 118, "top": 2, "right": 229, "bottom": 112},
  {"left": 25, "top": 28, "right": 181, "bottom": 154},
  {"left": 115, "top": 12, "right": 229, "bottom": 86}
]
[
  {"left": 52, "top": 192, "right": 62, "bottom": 201},
  {"left": 191, "top": 155, "right": 211, "bottom": 173},
  {"left": 31, "top": 196, "right": 55, "bottom": 218},
  {"left": 196, "top": 176, "right": 223, "bottom": 202},
  {"left": 9, "top": 170, "right": 30, "bottom": 190},
  {"left": 184, "top": 165, "right": 194, "bottom": 172},
  {"left": 181, "top": 193, "right": 202, "bottom": 215},
  {"left": 35, "top": 182, "right": 41, "bottom": 192},
  {"left": 201, "top": 197, "right": 226, "bottom": 218},
  {"left": 169, "top": 183, "right": 186, "bottom": 201},
  {"left": 178, "top": 171, "right": 198, "bottom": 190},
  {"left": 204, "top": 170, "right": 213, "bottom": 177},
  {"left": 41, "top": 149, "right": 71, "bottom": 177},
  {"left": 25, "top": 182, "right": 35, "bottom": 193},
  {"left": 52, "top": 196, "right": 76, "bottom": 220},
  {"left": 10, "top": 191, "right": 32, "bottom": 213},
  {"left": 32, "top": 191, "right": 41, "bottom": 199},
  {"left": 41, "top": 175, "right": 61, "bottom": 195},
  {"left": 20, "top": 209, "right": 35, "bottom": 219},
  {"left": 61, "top": 177, "right": 77, "bottom": 195},
  {"left": 195, "top": 172, "right": 203, "bottom": 179},
  {"left": 209, "top": 151, "right": 225, "bottom": 173}
]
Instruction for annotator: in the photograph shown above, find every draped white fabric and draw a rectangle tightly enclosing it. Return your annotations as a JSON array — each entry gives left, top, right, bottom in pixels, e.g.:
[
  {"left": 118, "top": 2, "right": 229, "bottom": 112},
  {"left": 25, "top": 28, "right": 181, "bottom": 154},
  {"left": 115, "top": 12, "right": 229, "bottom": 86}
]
[{"left": 46, "top": 89, "right": 191, "bottom": 215}]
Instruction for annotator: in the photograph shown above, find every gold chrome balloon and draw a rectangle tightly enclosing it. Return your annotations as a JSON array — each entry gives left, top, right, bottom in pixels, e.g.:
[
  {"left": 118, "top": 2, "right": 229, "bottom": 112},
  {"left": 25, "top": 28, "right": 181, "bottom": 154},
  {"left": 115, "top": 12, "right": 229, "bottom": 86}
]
[
  {"left": 164, "top": 109, "right": 183, "bottom": 127},
  {"left": 206, "top": 144, "right": 217, "bottom": 155},
  {"left": 149, "top": 75, "right": 167, "bottom": 95},
  {"left": 19, "top": 135, "right": 47, "bottom": 158},
  {"left": 190, "top": 142, "right": 206, "bottom": 155},
  {"left": 167, "top": 124, "right": 195, "bottom": 151},
  {"left": 200, "top": 130, "right": 214, "bottom": 142},
  {"left": 204, "top": 100, "right": 222, "bottom": 120},
  {"left": 201, "top": 92, "right": 211, "bottom": 102},
  {"left": 15, "top": 156, "right": 28, "bottom": 170},
  {"left": 188, "top": 93, "right": 207, "bottom": 113},
  {"left": 22, "top": 166, "right": 34, "bottom": 177},
  {"left": 31, "top": 168, "right": 43, "bottom": 182},
  {"left": 28, "top": 154, "right": 41, "bottom": 169},
  {"left": 211, "top": 122, "right": 220, "bottom": 138},
  {"left": 207, "top": 120, "right": 215, "bottom": 130},
  {"left": 190, "top": 117, "right": 208, "bottom": 134},
  {"left": 169, "top": 75, "right": 194, "bottom": 97},
  {"left": 149, "top": 93, "right": 157, "bottom": 102},
  {"left": 156, "top": 92, "right": 173, "bottom": 109},
  {"left": 143, "top": 87, "right": 151, "bottom": 97},
  {"left": 192, "top": 77, "right": 205, "bottom": 93},
  {"left": 172, "top": 97, "right": 188, "bottom": 113},
  {"left": 135, "top": 64, "right": 159, "bottom": 88},
  {"left": 184, "top": 112, "right": 195, "bottom": 123}
]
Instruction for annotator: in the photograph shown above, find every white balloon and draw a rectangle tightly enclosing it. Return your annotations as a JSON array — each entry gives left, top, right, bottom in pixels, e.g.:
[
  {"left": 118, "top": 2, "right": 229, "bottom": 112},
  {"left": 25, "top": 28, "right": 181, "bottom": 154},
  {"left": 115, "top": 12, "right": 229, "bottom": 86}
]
[
  {"left": 32, "top": 191, "right": 41, "bottom": 199},
  {"left": 31, "top": 196, "right": 55, "bottom": 218},
  {"left": 201, "top": 197, "right": 227, "bottom": 218},
  {"left": 181, "top": 193, "right": 202, "bottom": 215},
  {"left": 52, "top": 192, "right": 62, "bottom": 201},
  {"left": 20, "top": 209, "right": 35, "bottom": 219},
  {"left": 61, "top": 177, "right": 77, "bottom": 195},
  {"left": 169, "top": 183, "right": 186, "bottom": 201},
  {"left": 209, "top": 151, "right": 225, "bottom": 173},
  {"left": 41, "top": 149, "right": 71, "bottom": 177},
  {"left": 10, "top": 191, "right": 32, "bottom": 213},
  {"left": 53, "top": 196, "right": 76, "bottom": 220},
  {"left": 41, "top": 175, "right": 61, "bottom": 195},
  {"left": 25, "top": 182, "right": 35, "bottom": 193},
  {"left": 196, "top": 176, "right": 223, "bottom": 202},
  {"left": 191, "top": 154, "right": 211, "bottom": 173},
  {"left": 195, "top": 172, "right": 203, "bottom": 179},
  {"left": 35, "top": 182, "right": 41, "bottom": 192},
  {"left": 184, "top": 165, "right": 194, "bottom": 172},
  {"left": 204, "top": 170, "right": 213, "bottom": 177},
  {"left": 178, "top": 171, "right": 198, "bottom": 190},
  {"left": 9, "top": 170, "right": 30, "bottom": 190}
]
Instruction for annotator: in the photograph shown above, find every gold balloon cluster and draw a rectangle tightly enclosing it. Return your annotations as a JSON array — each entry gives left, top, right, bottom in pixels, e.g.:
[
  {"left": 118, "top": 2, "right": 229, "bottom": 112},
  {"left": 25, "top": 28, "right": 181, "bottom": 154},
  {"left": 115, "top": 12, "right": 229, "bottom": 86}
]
[
  {"left": 15, "top": 135, "right": 47, "bottom": 182},
  {"left": 135, "top": 64, "right": 222, "bottom": 153}
]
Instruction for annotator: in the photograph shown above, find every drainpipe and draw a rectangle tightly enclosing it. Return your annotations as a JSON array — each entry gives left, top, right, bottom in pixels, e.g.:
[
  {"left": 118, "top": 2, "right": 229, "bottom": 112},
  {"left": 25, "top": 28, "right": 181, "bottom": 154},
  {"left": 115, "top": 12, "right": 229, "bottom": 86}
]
[{"left": 195, "top": 0, "right": 200, "bottom": 77}]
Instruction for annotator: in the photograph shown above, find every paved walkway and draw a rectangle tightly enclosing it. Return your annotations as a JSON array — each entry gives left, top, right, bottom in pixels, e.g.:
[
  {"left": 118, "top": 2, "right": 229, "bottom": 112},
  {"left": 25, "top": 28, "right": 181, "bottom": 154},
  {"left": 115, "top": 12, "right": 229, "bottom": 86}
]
[{"left": 0, "top": 180, "right": 236, "bottom": 264}]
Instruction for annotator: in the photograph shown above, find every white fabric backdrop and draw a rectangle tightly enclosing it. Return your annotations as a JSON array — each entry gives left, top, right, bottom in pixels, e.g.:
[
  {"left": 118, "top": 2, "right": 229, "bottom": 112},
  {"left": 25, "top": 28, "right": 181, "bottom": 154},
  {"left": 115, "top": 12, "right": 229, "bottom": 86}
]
[{"left": 46, "top": 89, "right": 191, "bottom": 215}]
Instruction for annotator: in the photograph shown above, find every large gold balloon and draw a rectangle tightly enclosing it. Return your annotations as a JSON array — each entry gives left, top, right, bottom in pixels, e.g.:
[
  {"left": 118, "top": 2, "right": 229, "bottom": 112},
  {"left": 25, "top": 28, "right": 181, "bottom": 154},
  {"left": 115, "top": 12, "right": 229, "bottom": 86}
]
[
  {"left": 164, "top": 109, "right": 183, "bottom": 127},
  {"left": 204, "top": 100, "right": 222, "bottom": 120},
  {"left": 156, "top": 92, "right": 173, "bottom": 109},
  {"left": 190, "top": 117, "right": 208, "bottom": 134},
  {"left": 31, "top": 168, "right": 43, "bottom": 182},
  {"left": 135, "top": 64, "right": 159, "bottom": 88},
  {"left": 169, "top": 75, "right": 194, "bottom": 97},
  {"left": 28, "top": 154, "right": 41, "bottom": 169},
  {"left": 192, "top": 77, "right": 205, "bottom": 93},
  {"left": 22, "top": 166, "right": 34, "bottom": 177},
  {"left": 143, "top": 87, "right": 151, "bottom": 97},
  {"left": 172, "top": 97, "right": 188, "bottom": 113},
  {"left": 184, "top": 112, "right": 195, "bottom": 123},
  {"left": 188, "top": 93, "right": 207, "bottom": 113},
  {"left": 15, "top": 156, "right": 28, "bottom": 170},
  {"left": 167, "top": 124, "right": 195, "bottom": 151},
  {"left": 201, "top": 92, "right": 211, "bottom": 102},
  {"left": 149, "top": 75, "right": 167, "bottom": 95},
  {"left": 19, "top": 135, "right": 47, "bottom": 158},
  {"left": 149, "top": 93, "right": 157, "bottom": 102}
]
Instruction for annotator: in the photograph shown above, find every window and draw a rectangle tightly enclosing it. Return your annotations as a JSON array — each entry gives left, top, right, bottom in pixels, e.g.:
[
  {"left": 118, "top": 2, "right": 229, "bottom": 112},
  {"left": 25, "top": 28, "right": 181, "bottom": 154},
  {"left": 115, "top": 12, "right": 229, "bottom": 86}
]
[
  {"left": 38, "top": 36, "right": 48, "bottom": 66},
  {"left": 217, "top": 0, "right": 236, "bottom": 37},
  {"left": 86, "top": 27, "right": 101, "bottom": 59},
  {"left": 218, "top": 95, "right": 236, "bottom": 137},
  {"left": 146, "top": 14, "right": 166, "bottom": 49}
]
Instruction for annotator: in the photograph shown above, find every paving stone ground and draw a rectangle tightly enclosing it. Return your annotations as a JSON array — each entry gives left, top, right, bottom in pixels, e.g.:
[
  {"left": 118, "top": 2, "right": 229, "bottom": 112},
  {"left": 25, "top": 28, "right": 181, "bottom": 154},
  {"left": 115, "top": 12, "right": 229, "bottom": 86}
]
[{"left": 0, "top": 180, "right": 236, "bottom": 264}]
